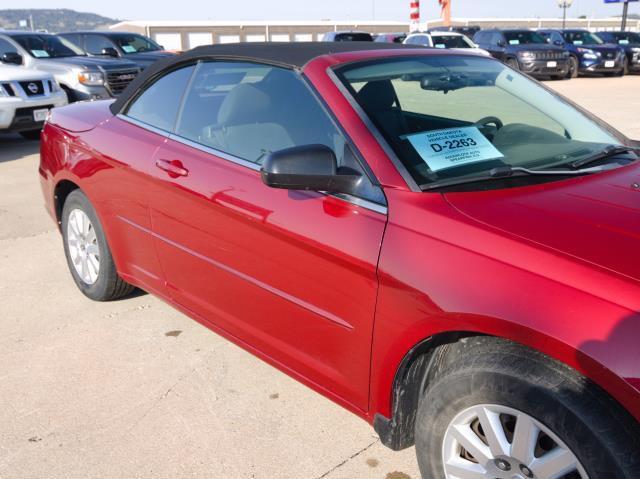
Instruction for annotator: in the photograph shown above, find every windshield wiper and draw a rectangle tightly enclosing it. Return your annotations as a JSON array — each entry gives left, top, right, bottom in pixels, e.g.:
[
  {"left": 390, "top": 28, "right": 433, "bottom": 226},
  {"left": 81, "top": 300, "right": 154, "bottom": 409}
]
[
  {"left": 421, "top": 163, "right": 619, "bottom": 191},
  {"left": 570, "top": 145, "right": 637, "bottom": 169}
]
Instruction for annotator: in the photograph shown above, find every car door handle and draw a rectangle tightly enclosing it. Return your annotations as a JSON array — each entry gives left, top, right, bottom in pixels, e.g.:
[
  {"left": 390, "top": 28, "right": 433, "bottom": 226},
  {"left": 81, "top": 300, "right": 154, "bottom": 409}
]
[{"left": 155, "top": 159, "right": 189, "bottom": 178}]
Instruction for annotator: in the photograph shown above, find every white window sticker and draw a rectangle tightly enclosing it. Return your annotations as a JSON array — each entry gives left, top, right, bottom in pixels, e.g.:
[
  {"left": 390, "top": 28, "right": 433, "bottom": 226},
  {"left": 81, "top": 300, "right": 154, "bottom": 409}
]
[
  {"left": 31, "top": 49, "right": 50, "bottom": 58},
  {"left": 619, "top": 39, "right": 629, "bottom": 45},
  {"left": 404, "top": 126, "right": 504, "bottom": 172},
  {"left": 509, "top": 40, "right": 520, "bottom": 45},
  {"left": 435, "top": 43, "right": 446, "bottom": 49},
  {"left": 573, "top": 40, "right": 583, "bottom": 45},
  {"left": 122, "top": 45, "right": 137, "bottom": 53}
]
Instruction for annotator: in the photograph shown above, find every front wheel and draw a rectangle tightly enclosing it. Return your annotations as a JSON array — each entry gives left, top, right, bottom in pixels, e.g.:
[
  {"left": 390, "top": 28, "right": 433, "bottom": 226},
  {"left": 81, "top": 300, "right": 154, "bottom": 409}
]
[
  {"left": 566, "top": 56, "right": 579, "bottom": 79},
  {"left": 61, "top": 189, "right": 135, "bottom": 301},
  {"left": 415, "top": 337, "right": 640, "bottom": 479},
  {"left": 618, "top": 58, "right": 629, "bottom": 77},
  {"left": 19, "top": 129, "right": 41, "bottom": 140},
  {"left": 505, "top": 58, "right": 520, "bottom": 71}
]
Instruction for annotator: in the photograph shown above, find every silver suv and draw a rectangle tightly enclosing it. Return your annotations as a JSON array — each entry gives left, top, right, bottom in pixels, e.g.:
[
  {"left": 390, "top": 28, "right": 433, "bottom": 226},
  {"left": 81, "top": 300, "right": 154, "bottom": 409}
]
[{"left": 0, "top": 31, "right": 140, "bottom": 102}]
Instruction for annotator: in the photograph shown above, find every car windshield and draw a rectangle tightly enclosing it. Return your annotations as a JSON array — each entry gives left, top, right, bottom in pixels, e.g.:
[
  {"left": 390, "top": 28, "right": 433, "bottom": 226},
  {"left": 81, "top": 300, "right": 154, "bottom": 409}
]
[
  {"left": 11, "top": 34, "right": 85, "bottom": 58},
  {"left": 564, "top": 31, "right": 603, "bottom": 45},
  {"left": 111, "top": 34, "right": 161, "bottom": 53},
  {"left": 431, "top": 35, "right": 473, "bottom": 49},
  {"left": 335, "top": 55, "right": 625, "bottom": 189},
  {"left": 609, "top": 32, "right": 640, "bottom": 44},
  {"left": 503, "top": 31, "right": 547, "bottom": 45}
]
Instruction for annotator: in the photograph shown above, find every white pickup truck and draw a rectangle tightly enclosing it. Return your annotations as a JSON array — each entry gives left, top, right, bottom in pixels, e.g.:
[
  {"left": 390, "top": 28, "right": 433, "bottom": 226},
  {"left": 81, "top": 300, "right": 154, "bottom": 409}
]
[{"left": 0, "top": 63, "right": 67, "bottom": 139}]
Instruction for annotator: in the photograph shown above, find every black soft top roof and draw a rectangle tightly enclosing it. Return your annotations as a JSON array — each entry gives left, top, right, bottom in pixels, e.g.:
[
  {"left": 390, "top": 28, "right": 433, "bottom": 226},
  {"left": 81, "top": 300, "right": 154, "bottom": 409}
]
[{"left": 110, "top": 41, "right": 417, "bottom": 114}]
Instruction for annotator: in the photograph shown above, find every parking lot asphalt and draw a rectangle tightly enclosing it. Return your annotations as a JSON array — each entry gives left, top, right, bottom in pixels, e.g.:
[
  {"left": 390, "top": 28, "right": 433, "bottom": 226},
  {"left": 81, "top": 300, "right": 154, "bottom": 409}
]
[{"left": 0, "top": 75, "right": 638, "bottom": 479}]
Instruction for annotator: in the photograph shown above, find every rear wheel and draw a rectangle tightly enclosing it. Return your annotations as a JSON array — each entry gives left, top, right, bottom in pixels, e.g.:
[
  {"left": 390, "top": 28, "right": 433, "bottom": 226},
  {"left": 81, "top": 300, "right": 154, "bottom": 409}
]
[
  {"left": 414, "top": 337, "right": 640, "bottom": 479},
  {"left": 61, "top": 189, "right": 135, "bottom": 301},
  {"left": 19, "top": 129, "right": 41, "bottom": 140}
]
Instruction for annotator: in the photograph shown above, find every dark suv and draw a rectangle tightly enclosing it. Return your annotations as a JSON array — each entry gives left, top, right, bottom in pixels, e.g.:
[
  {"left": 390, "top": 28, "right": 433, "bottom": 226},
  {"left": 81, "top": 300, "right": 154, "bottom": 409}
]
[
  {"left": 539, "top": 29, "right": 626, "bottom": 77},
  {"left": 473, "top": 29, "right": 569, "bottom": 79},
  {"left": 595, "top": 31, "right": 640, "bottom": 74},
  {"left": 59, "top": 31, "right": 174, "bottom": 70}
]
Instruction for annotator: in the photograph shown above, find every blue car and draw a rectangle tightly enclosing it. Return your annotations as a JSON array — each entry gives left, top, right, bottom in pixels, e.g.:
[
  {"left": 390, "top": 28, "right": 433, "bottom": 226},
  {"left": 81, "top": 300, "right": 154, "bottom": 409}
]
[
  {"left": 539, "top": 29, "right": 627, "bottom": 78},
  {"left": 596, "top": 31, "right": 640, "bottom": 74}
]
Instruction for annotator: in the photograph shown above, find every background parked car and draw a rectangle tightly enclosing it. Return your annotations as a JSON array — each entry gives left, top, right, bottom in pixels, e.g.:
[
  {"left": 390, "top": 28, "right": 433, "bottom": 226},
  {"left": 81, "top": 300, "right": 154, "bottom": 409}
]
[
  {"left": 0, "top": 31, "right": 140, "bottom": 102},
  {"left": 59, "top": 31, "right": 175, "bottom": 70},
  {"left": 473, "top": 29, "right": 570, "bottom": 79},
  {"left": 427, "top": 31, "right": 491, "bottom": 56},
  {"left": 373, "top": 33, "right": 407, "bottom": 44},
  {"left": 429, "top": 25, "right": 481, "bottom": 39},
  {"left": 0, "top": 62, "right": 67, "bottom": 138},
  {"left": 321, "top": 31, "right": 373, "bottom": 42},
  {"left": 595, "top": 30, "right": 640, "bottom": 74},
  {"left": 539, "top": 29, "right": 627, "bottom": 78}
]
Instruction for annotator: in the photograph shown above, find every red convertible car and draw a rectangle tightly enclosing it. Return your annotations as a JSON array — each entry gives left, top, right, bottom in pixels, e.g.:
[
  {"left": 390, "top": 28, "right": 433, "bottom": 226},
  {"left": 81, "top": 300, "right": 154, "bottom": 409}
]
[{"left": 39, "top": 43, "right": 640, "bottom": 478}]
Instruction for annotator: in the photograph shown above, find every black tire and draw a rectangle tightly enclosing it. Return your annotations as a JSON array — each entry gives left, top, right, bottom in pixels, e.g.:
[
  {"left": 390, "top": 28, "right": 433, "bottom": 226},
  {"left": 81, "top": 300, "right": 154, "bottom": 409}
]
[
  {"left": 415, "top": 337, "right": 640, "bottom": 479},
  {"left": 505, "top": 58, "right": 519, "bottom": 70},
  {"left": 61, "top": 85, "right": 75, "bottom": 103},
  {"left": 618, "top": 58, "right": 629, "bottom": 77},
  {"left": 567, "top": 56, "right": 579, "bottom": 79},
  {"left": 19, "top": 129, "right": 41, "bottom": 140},
  {"left": 61, "top": 189, "right": 135, "bottom": 301}
]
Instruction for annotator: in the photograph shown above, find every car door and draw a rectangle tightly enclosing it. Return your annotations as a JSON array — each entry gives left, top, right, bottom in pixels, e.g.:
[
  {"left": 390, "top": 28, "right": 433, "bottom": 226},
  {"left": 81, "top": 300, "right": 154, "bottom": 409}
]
[
  {"left": 88, "top": 64, "right": 196, "bottom": 294},
  {"left": 489, "top": 32, "right": 507, "bottom": 60},
  {"left": 141, "top": 60, "right": 388, "bottom": 410}
]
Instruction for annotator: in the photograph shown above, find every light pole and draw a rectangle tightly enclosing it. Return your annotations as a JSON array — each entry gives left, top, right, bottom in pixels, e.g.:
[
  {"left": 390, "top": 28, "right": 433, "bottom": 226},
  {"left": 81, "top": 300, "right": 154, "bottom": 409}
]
[
  {"left": 558, "top": 0, "right": 574, "bottom": 29},
  {"left": 621, "top": 0, "right": 629, "bottom": 31}
]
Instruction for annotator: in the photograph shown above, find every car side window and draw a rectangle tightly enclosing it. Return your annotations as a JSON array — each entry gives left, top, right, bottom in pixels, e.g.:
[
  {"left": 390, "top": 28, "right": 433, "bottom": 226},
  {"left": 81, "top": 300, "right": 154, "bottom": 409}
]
[
  {"left": 175, "top": 61, "right": 385, "bottom": 203},
  {"left": 62, "top": 34, "right": 83, "bottom": 49},
  {"left": 85, "top": 35, "right": 116, "bottom": 55},
  {"left": 0, "top": 37, "right": 18, "bottom": 56},
  {"left": 125, "top": 65, "right": 195, "bottom": 132}
]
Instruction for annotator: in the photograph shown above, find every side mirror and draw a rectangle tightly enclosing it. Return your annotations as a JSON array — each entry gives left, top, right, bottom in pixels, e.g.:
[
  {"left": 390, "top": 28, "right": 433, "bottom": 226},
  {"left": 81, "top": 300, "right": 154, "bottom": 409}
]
[
  {"left": 554, "top": 40, "right": 564, "bottom": 46},
  {"left": 497, "top": 40, "right": 506, "bottom": 48},
  {"left": 101, "top": 47, "right": 119, "bottom": 57},
  {"left": 260, "top": 144, "right": 360, "bottom": 194},
  {"left": 1, "top": 52, "right": 23, "bottom": 65}
]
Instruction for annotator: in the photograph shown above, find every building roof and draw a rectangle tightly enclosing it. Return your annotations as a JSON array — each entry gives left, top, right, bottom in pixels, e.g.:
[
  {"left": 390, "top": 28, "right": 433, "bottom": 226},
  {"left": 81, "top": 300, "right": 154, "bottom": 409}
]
[
  {"left": 110, "top": 41, "right": 417, "bottom": 114},
  {"left": 110, "top": 20, "right": 410, "bottom": 29}
]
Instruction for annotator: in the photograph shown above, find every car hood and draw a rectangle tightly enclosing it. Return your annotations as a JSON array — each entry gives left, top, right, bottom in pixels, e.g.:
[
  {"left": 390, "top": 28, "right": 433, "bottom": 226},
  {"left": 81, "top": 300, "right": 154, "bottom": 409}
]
[
  {"left": 122, "top": 51, "right": 175, "bottom": 69},
  {"left": 36, "top": 56, "right": 138, "bottom": 71},
  {"left": 0, "top": 63, "right": 52, "bottom": 81},
  {"left": 580, "top": 44, "right": 622, "bottom": 54},
  {"left": 444, "top": 163, "right": 640, "bottom": 282},
  {"left": 124, "top": 51, "right": 174, "bottom": 61},
  {"left": 507, "top": 44, "right": 565, "bottom": 53}
]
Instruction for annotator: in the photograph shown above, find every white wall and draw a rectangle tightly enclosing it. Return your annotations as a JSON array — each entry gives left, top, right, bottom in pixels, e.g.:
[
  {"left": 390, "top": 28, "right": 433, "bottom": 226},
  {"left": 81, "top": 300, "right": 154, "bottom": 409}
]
[
  {"left": 218, "top": 35, "right": 240, "bottom": 44},
  {"left": 188, "top": 32, "right": 213, "bottom": 49},
  {"left": 154, "top": 33, "right": 182, "bottom": 51},
  {"left": 294, "top": 33, "right": 313, "bottom": 42},
  {"left": 270, "top": 34, "right": 290, "bottom": 42}
]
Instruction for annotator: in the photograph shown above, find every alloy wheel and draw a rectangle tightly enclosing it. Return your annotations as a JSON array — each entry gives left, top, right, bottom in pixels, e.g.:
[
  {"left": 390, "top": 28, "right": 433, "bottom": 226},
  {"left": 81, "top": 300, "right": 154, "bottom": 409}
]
[
  {"left": 67, "top": 209, "right": 100, "bottom": 285},
  {"left": 442, "top": 404, "right": 588, "bottom": 479}
]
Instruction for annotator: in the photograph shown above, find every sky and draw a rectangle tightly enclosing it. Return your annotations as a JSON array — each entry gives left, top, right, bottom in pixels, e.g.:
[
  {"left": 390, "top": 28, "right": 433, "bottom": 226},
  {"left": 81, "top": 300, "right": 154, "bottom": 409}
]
[{"left": 17, "top": 0, "right": 640, "bottom": 22}]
